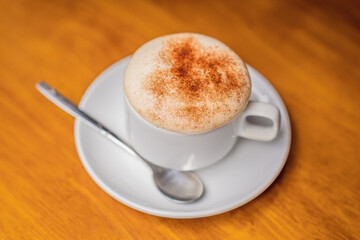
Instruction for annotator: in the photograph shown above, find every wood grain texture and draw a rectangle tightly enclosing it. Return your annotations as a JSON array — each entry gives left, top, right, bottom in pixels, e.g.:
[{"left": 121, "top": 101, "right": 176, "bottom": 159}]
[{"left": 0, "top": 0, "right": 359, "bottom": 239}]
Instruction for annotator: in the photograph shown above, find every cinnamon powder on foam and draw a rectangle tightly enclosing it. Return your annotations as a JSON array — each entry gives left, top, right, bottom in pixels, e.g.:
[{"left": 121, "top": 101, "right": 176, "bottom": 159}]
[{"left": 141, "top": 35, "right": 250, "bottom": 133}]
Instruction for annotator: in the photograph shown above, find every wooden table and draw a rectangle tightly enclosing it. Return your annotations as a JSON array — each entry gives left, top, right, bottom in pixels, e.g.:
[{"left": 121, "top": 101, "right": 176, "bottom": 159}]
[{"left": 1, "top": 0, "right": 359, "bottom": 239}]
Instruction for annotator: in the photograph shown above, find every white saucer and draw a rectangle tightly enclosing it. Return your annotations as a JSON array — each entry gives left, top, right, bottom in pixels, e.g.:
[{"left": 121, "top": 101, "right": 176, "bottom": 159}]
[{"left": 74, "top": 56, "right": 291, "bottom": 219}]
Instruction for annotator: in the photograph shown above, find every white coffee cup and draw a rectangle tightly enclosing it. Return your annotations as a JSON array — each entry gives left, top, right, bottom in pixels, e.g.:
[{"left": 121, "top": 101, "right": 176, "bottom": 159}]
[{"left": 123, "top": 34, "right": 280, "bottom": 171}]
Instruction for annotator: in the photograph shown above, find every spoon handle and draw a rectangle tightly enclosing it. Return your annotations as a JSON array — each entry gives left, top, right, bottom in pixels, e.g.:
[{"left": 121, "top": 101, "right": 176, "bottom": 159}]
[{"left": 36, "top": 81, "right": 137, "bottom": 157}]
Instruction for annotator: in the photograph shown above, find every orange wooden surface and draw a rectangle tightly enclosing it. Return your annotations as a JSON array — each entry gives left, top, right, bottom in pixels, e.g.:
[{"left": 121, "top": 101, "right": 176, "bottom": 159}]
[{"left": 1, "top": 0, "right": 359, "bottom": 239}]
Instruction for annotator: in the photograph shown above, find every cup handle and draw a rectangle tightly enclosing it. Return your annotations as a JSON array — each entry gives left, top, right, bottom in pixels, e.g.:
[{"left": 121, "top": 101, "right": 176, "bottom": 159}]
[{"left": 236, "top": 101, "right": 280, "bottom": 141}]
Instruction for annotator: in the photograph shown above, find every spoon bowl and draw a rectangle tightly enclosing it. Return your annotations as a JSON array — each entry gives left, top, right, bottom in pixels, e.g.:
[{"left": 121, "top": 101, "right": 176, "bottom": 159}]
[{"left": 151, "top": 166, "right": 204, "bottom": 203}]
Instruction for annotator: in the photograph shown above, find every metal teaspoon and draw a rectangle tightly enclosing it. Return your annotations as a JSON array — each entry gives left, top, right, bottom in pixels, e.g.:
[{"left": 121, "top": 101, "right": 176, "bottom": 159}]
[{"left": 36, "top": 82, "right": 204, "bottom": 203}]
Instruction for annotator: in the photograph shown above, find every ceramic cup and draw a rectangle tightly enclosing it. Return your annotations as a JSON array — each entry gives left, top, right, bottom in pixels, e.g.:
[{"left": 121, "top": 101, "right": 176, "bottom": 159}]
[{"left": 123, "top": 71, "right": 280, "bottom": 171}]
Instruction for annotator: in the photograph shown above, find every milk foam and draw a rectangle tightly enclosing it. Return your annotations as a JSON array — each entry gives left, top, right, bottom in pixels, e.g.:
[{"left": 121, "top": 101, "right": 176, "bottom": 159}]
[{"left": 124, "top": 33, "right": 251, "bottom": 134}]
